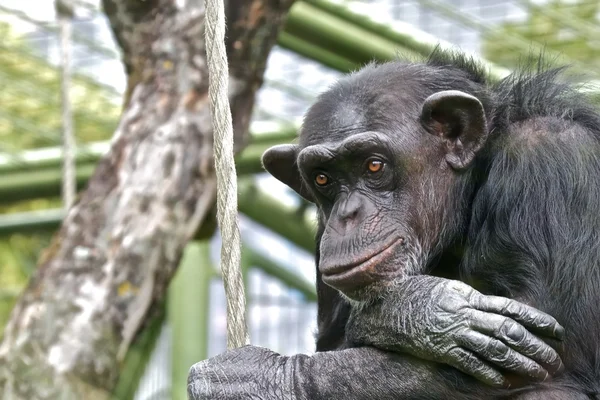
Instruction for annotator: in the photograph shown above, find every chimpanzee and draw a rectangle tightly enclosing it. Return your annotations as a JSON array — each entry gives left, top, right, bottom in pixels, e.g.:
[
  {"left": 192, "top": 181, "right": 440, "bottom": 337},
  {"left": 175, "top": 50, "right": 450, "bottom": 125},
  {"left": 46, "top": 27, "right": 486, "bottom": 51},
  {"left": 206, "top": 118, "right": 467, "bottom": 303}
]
[{"left": 188, "top": 49, "right": 600, "bottom": 399}]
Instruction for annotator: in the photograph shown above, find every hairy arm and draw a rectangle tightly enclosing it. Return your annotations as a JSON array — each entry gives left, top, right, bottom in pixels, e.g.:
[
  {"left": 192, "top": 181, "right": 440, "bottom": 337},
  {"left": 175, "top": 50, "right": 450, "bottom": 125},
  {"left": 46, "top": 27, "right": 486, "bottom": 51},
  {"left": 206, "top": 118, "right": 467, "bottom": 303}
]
[
  {"left": 187, "top": 344, "right": 496, "bottom": 400},
  {"left": 189, "top": 275, "right": 504, "bottom": 400},
  {"left": 187, "top": 274, "right": 564, "bottom": 399},
  {"left": 187, "top": 276, "right": 485, "bottom": 400}
]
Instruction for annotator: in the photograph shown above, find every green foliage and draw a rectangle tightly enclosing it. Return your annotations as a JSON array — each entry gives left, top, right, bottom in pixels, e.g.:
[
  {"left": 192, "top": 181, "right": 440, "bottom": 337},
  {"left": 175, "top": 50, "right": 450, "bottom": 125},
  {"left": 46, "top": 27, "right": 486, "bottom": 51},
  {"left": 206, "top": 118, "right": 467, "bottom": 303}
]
[
  {"left": 0, "top": 22, "right": 121, "bottom": 149},
  {"left": 482, "top": 0, "right": 600, "bottom": 76},
  {"left": 0, "top": 17, "right": 122, "bottom": 333},
  {"left": 0, "top": 199, "right": 55, "bottom": 334}
]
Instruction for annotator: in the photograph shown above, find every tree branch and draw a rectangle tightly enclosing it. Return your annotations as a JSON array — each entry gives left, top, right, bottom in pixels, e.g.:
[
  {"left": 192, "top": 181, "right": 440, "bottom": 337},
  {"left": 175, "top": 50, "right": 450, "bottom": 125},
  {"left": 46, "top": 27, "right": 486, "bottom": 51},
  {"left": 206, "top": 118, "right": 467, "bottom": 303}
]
[{"left": 0, "top": 0, "right": 294, "bottom": 398}]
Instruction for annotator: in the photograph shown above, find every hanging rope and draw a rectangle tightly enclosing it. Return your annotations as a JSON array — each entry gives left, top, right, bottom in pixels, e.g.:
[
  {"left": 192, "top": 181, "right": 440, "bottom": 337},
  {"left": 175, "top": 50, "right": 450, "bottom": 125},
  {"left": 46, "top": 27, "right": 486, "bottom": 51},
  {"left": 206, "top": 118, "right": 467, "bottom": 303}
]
[
  {"left": 56, "top": 0, "right": 76, "bottom": 210},
  {"left": 204, "top": 0, "right": 250, "bottom": 349}
]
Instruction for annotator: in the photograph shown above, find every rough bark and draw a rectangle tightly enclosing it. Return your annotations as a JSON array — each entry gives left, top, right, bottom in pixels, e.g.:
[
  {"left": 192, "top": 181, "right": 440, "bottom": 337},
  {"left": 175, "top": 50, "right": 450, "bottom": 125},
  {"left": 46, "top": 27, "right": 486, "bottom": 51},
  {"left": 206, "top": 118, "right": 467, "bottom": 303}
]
[{"left": 0, "top": 0, "right": 294, "bottom": 398}]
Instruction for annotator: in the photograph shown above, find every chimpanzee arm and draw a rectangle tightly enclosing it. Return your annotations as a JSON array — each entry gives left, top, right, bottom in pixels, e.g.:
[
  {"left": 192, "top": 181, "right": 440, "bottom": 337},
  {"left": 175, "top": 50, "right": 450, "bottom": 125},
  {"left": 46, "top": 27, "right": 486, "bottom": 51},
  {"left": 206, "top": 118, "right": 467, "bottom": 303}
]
[
  {"left": 186, "top": 277, "right": 561, "bottom": 400},
  {"left": 314, "top": 269, "right": 352, "bottom": 351},
  {"left": 346, "top": 275, "right": 565, "bottom": 386},
  {"left": 186, "top": 275, "right": 492, "bottom": 400},
  {"left": 187, "top": 344, "right": 500, "bottom": 400}
]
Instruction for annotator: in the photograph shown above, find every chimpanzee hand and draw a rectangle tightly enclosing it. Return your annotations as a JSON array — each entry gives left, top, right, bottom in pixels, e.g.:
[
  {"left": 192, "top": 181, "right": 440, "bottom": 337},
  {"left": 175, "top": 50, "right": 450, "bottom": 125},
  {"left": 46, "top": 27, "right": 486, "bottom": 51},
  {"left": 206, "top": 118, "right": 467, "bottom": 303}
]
[
  {"left": 345, "top": 275, "right": 565, "bottom": 388},
  {"left": 187, "top": 345, "right": 298, "bottom": 399}
]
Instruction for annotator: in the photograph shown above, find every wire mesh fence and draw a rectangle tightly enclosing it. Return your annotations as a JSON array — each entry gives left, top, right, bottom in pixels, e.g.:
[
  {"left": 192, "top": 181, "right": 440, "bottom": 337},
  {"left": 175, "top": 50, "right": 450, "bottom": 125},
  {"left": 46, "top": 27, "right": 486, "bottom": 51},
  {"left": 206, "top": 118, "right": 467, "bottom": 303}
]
[
  {"left": 0, "top": 0, "right": 599, "bottom": 398},
  {"left": 1, "top": 0, "right": 598, "bottom": 154}
]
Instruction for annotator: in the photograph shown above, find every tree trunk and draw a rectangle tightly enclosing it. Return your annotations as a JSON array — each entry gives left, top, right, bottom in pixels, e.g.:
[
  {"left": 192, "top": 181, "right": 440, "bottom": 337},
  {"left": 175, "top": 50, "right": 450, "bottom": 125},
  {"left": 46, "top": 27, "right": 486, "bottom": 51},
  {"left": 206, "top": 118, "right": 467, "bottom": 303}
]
[{"left": 0, "top": 0, "right": 295, "bottom": 398}]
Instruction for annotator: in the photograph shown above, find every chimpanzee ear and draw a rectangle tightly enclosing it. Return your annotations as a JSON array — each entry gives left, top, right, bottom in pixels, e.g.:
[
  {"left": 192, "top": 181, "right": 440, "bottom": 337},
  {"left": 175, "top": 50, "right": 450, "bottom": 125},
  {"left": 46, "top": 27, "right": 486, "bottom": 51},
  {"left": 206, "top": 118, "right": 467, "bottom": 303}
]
[
  {"left": 262, "top": 144, "right": 314, "bottom": 202},
  {"left": 420, "top": 90, "right": 488, "bottom": 170}
]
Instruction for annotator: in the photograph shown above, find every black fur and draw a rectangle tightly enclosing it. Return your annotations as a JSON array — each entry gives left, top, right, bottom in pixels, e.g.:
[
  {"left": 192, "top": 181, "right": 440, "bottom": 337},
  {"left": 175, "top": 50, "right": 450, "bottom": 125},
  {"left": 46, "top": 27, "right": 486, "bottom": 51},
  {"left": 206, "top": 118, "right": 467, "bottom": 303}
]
[{"left": 314, "top": 48, "right": 600, "bottom": 398}]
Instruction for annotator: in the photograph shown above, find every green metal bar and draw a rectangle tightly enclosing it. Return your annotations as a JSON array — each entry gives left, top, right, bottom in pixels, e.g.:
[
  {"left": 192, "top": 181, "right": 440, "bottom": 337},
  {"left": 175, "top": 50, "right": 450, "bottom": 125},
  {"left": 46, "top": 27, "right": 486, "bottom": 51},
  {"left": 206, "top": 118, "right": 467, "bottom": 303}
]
[
  {"left": 244, "top": 247, "right": 316, "bottom": 302},
  {"left": 235, "top": 141, "right": 285, "bottom": 176},
  {"left": 0, "top": 163, "right": 97, "bottom": 204},
  {"left": 112, "top": 301, "right": 166, "bottom": 400},
  {"left": 240, "top": 245, "right": 252, "bottom": 313},
  {"left": 277, "top": 31, "right": 358, "bottom": 72},
  {"left": 0, "top": 142, "right": 109, "bottom": 174},
  {"left": 302, "top": 0, "right": 435, "bottom": 57},
  {"left": 0, "top": 179, "right": 316, "bottom": 253},
  {"left": 0, "top": 209, "right": 65, "bottom": 236},
  {"left": 0, "top": 127, "right": 296, "bottom": 174},
  {"left": 300, "top": 0, "right": 510, "bottom": 80},
  {"left": 285, "top": 2, "right": 415, "bottom": 65},
  {"left": 169, "top": 241, "right": 212, "bottom": 400},
  {"left": 237, "top": 179, "right": 316, "bottom": 253},
  {"left": 0, "top": 128, "right": 297, "bottom": 204}
]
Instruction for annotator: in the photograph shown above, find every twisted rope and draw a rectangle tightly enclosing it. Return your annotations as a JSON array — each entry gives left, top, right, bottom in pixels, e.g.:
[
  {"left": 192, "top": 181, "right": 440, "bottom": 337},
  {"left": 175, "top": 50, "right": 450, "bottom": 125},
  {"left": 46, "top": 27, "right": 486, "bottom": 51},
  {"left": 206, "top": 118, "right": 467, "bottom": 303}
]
[
  {"left": 56, "top": 0, "right": 76, "bottom": 210},
  {"left": 204, "top": 0, "right": 250, "bottom": 349}
]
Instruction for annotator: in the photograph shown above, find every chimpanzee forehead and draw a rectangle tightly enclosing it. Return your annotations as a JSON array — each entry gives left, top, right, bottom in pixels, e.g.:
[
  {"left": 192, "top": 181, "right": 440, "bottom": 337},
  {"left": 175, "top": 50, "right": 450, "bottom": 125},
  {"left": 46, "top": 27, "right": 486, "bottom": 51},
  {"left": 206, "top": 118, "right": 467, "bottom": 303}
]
[
  {"left": 303, "top": 101, "right": 369, "bottom": 144},
  {"left": 299, "top": 90, "right": 420, "bottom": 148},
  {"left": 299, "top": 63, "right": 432, "bottom": 148}
]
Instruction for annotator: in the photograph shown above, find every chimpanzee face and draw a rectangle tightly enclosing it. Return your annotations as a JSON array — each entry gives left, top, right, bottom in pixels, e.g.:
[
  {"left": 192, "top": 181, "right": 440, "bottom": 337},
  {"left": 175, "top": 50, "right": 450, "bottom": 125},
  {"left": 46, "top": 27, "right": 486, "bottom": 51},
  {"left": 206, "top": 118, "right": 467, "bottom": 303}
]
[{"left": 263, "top": 72, "right": 488, "bottom": 301}]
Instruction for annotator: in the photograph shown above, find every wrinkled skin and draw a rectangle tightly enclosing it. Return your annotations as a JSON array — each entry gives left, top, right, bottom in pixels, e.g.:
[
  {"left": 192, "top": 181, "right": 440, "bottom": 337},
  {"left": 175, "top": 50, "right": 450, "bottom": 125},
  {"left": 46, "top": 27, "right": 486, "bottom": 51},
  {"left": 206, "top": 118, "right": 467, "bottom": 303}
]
[
  {"left": 188, "top": 277, "right": 565, "bottom": 400},
  {"left": 188, "top": 347, "right": 585, "bottom": 400},
  {"left": 189, "top": 51, "right": 600, "bottom": 399},
  {"left": 346, "top": 276, "right": 564, "bottom": 386},
  {"left": 188, "top": 345, "right": 447, "bottom": 400}
]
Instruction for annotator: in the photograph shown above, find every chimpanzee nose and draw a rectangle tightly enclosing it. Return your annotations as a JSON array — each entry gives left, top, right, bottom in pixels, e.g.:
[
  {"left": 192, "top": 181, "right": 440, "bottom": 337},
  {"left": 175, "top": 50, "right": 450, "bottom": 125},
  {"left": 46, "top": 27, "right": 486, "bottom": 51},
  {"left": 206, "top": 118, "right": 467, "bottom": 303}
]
[
  {"left": 339, "top": 193, "right": 361, "bottom": 220},
  {"left": 334, "top": 192, "right": 364, "bottom": 232}
]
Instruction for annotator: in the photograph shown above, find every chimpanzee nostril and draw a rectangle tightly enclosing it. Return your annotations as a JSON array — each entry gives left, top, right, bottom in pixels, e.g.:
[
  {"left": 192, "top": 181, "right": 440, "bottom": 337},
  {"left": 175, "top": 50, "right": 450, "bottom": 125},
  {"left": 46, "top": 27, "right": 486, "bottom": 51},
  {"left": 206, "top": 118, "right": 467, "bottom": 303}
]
[
  {"left": 341, "top": 207, "right": 359, "bottom": 221},
  {"left": 338, "top": 192, "right": 363, "bottom": 222}
]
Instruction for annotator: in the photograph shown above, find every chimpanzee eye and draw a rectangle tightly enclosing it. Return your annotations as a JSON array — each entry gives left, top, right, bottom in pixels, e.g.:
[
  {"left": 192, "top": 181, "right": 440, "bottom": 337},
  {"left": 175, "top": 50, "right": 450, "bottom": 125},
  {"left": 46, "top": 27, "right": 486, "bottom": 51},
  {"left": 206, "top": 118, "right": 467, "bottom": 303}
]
[
  {"left": 367, "top": 158, "right": 384, "bottom": 173},
  {"left": 315, "top": 173, "right": 329, "bottom": 186}
]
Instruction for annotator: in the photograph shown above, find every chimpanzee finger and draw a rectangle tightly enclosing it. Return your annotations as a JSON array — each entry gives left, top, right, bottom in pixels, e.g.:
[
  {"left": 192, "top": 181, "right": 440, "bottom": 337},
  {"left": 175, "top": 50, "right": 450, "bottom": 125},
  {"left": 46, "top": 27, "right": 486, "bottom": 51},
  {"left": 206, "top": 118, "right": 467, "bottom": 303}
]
[
  {"left": 458, "top": 330, "right": 549, "bottom": 381},
  {"left": 471, "top": 294, "right": 565, "bottom": 340},
  {"left": 444, "top": 347, "right": 509, "bottom": 388},
  {"left": 468, "top": 310, "right": 564, "bottom": 375}
]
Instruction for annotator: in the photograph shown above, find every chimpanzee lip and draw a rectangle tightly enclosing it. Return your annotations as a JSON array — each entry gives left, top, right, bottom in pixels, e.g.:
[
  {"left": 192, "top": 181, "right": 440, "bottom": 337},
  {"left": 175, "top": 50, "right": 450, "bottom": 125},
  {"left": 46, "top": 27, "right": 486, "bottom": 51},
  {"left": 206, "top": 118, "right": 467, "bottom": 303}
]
[{"left": 321, "top": 236, "right": 405, "bottom": 287}]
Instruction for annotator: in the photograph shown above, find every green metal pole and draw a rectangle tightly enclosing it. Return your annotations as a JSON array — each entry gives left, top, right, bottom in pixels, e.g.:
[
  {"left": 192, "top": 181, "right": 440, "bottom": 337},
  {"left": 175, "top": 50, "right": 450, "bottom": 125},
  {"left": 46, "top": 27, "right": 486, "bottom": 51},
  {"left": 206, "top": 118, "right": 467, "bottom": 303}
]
[
  {"left": 0, "top": 128, "right": 297, "bottom": 175},
  {"left": 237, "top": 178, "right": 316, "bottom": 253},
  {"left": 278, "top": 31, "right": 358, "bottom": 72},
  {"left": 285, "top": 2, "right": 413, "bottom": 65},
  {"left": 169, "top": 241, "right": 213, "bottom": 400},
  {"left": 244, "top": 247, "right": 316, "bottom": 301},
  {"left": 291, "top": 0, "right": 510, "bottom": 80},
  {"left": 0, "top": 130, "right": 298, "bottom": 204},
  {"left": 0, "top": 179, "right": 317, "bottom": 252},
  {"left": 112, "top": 303, "right": 166, "bottom": 400}
]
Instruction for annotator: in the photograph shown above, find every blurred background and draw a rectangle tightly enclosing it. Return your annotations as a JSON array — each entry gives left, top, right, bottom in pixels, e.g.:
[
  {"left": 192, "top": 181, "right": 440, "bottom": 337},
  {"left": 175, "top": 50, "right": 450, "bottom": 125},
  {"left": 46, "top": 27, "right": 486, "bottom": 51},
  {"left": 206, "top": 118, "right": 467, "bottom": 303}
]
[{"left": 0, "top": 0, "right": 599, "bottom": 398}]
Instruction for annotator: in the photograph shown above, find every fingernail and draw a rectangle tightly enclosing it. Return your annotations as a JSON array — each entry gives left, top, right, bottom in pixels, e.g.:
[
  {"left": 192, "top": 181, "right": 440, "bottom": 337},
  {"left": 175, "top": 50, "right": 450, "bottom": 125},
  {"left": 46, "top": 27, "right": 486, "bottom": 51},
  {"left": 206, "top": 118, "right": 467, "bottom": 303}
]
[{"left": 555, "top": 325, "right": 565, "bottom": 340}]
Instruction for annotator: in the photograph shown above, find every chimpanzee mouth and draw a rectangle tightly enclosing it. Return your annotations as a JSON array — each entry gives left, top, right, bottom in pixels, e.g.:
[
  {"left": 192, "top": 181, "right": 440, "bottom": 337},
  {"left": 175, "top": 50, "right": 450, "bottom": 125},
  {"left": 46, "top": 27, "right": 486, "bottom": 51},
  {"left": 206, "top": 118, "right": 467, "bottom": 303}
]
[{"left": 320, "top": 236, "right": 405, "bottom": 289}]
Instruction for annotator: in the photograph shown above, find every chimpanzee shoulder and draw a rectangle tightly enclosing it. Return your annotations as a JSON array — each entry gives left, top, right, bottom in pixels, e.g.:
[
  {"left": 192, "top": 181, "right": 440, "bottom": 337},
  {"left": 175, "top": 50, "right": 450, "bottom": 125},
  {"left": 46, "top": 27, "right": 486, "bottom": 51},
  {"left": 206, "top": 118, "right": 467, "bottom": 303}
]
[
  {"left": 491, "top": 67, "right": 600, "bottom": 138},
  {"left": 424, "top": 48, "right": 600, "bottom": 141},
  {"left": 425, "top": 47, "right": 600, "bottom": 134}
]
